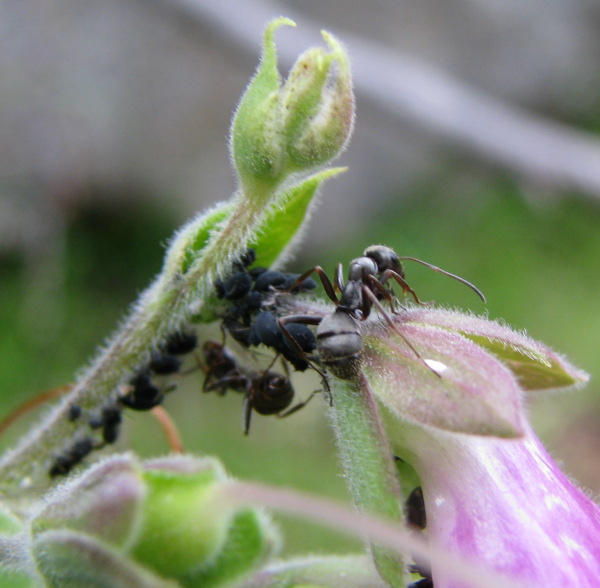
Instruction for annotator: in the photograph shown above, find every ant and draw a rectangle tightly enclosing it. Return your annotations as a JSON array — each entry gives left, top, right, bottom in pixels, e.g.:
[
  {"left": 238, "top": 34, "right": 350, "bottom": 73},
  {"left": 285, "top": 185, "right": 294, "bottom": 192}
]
[
  {"left": 201, "top": 340, "right": 314, "bottom": 434},
  {"left": 279, "top": 245, "right": 485, "bottom": 379}
]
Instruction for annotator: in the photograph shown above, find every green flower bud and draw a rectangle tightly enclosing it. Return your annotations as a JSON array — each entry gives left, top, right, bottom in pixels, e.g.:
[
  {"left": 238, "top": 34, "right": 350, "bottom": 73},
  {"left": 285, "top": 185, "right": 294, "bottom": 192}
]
[
  {"left": 30, "top": 455, "right": 279, "bottom": 586},
  {"left": 282, "top": 32, "right": 354, "bottom": 171},
  {"left": 131, "top": 456, "right": 232, "bottom": 577},
  {"left": 32, "top": 456, "right": 146, "bottom": 549},
  {"left": 230, "top": 18, "right": 354, "bottom": 194}
]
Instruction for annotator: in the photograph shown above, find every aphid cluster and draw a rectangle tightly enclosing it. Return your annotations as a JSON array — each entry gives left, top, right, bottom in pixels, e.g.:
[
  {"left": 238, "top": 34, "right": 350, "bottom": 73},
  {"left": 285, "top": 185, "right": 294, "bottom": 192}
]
[
  {"left": 49, "top": 330, "right": 198, "bottom": 477},
  {"left": 47, "top": 245, "right": 483, "bottom": 477},
  {"left": 217, "top": 249, "right": 318, "bottom": 371}
]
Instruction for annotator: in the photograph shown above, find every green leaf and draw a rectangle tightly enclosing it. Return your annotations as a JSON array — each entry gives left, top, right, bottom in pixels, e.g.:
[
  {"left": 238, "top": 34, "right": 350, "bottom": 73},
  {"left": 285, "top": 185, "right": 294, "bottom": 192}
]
[
  {"left": 0, "top": 568, "right": 37, "bottom": 588},
  {"left": 250, "top": 167, "right": 346, "bottom": 268},
  {"left": 0, "top": 506, "right": 36, "bottom": 587},
  {"left": 0, "top": 505, "right": 23, "bottom": 534},
  {"left": 463, "top": 334, "right": 588, "bottom": 391},
  {"left": 176, "top": 201, "right": 235, "bottom": 275}
]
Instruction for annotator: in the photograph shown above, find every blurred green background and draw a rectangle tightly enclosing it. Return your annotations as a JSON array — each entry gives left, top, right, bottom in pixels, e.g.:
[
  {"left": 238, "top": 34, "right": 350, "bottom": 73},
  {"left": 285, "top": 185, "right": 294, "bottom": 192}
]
[{"left": 1, "top": 0, "right": 600, "bottom": 558}]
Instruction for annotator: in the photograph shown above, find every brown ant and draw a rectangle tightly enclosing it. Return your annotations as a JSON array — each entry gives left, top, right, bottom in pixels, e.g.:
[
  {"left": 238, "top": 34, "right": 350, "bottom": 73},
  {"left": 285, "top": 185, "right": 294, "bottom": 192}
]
[
  {"left": 201, "top": 340, "right": 315, "bottom": 434},
  {"left": 279, "top": 245, "right": 485, "bottom": 379}
]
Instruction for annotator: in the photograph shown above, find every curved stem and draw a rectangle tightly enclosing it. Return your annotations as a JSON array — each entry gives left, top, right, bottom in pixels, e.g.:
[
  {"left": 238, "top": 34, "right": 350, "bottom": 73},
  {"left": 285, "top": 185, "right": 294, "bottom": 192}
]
[
  {"left": 327, "top": 374, "right": 406, "bottom": 587},
  {"left": 0, "top": 189, "right": 271, "bottom": 494}
]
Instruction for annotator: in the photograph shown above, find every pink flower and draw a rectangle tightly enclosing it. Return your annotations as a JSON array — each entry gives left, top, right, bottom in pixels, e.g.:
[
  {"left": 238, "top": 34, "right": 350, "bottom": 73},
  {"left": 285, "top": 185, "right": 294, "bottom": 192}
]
[{"left": 360, "top": 307, "right": 600, "bottom": 587}]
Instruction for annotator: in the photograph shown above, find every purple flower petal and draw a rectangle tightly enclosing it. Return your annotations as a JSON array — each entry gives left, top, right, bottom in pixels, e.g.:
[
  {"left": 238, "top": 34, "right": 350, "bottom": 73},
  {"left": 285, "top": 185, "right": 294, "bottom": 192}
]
[
  {"left": 401, "top": 423, "right": 600, "bottom": 587},
  {"left": 363, "top": 316, "right": 525, "bottom": 437}
]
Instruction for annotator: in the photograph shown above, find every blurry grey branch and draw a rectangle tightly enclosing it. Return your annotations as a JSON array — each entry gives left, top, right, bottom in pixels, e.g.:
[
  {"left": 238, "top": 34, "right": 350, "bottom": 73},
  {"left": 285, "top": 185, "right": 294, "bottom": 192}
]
[{"left": 162, "top": 0, "right": 600, "bottom": 199}]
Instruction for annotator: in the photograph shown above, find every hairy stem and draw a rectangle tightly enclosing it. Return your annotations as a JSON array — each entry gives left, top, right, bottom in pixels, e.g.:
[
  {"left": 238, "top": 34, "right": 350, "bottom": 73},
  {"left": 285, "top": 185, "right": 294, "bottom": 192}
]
[
  {"left": 0, "top": 189, "right": 271, "bottom": 494},
  {"left": 327, "top": 374, "right": 406, "bottom": 587}
]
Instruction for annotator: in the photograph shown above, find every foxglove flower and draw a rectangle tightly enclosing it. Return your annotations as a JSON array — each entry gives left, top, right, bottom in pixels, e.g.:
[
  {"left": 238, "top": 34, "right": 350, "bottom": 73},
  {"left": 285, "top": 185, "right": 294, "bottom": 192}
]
[{"left": 360, "top": 307, "right": 599, "bottom": 587}]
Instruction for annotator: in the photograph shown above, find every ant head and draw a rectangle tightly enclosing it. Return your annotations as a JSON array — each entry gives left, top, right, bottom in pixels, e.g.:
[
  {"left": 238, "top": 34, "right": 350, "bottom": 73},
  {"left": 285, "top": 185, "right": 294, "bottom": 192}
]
[
  {"left": 364, "top": 245, "right": 405, "bottom": 277},
  {"left": 348, "top": 256, "right": 378, "bottom": 282}
]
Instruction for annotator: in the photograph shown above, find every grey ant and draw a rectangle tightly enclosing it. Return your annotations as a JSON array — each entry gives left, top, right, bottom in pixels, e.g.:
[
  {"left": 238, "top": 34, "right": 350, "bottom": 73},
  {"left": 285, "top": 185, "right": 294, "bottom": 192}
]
[{"left": 280, "top": 245, "right": 485, "bottom": 380}]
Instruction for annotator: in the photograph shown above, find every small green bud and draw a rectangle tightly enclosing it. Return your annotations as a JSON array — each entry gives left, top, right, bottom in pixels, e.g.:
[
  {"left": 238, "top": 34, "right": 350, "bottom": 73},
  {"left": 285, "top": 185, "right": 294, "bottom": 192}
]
[
  {"left": 30, "top": 455, "right": 279, "bottom": 585},
  {"left": 230, "top": 18, "right": 292, "bottom": 192},
  {"left": 131, "top": 457, "right": 233, "bottom": 577},
  {"left": 282, "top": 31, "right": 354, "bottom": 171},
  {"left": 32, "top": 456, "right": 146, "bottom": 549},
  {"left": 230, "top": 18, "right": 354, "bottom": 194}
]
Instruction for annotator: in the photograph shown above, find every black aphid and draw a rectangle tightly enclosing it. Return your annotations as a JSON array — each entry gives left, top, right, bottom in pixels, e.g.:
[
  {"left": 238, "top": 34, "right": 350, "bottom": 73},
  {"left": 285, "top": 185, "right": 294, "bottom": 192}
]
[
  {"left": 121, "top": 372, "right": 163, "bottom": 411},
  {"left": 49, "top": 437, "right": 96, "bottom": 477}
]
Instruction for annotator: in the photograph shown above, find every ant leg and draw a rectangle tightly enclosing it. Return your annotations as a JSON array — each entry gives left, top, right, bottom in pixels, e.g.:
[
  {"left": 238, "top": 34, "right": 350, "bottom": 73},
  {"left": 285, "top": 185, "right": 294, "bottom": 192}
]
[
  {"left": 378, "top": 270, "right": 430, "bottom": 305},
  {"left": 334, "top": 263, "right": 345, "bottom": 293},
  {"left": 276, "top": 389, "right": 319, "bottom": 418},
  {"left": 286, "top": 266, "right": 339, "bottom": 304},
  {"left": 277, "top": 316, "right": 327, "bottom": 383},
  {"left": 277, "top": 316, "right": 333, "bottom": 404},
  {"left": 364, "top": 275, "right": 404, "bottom": 315},
  {"left": 398, "top": 257, "right": 486, "bottom": 303},
  {"left": 205, "top": 374, "right": 245, "bottom": 395},
  {"left": 243, "top": 388, "right": 254, "bottom": 435},
  {"left": 361, "top": 286, "right": 442, "bottom": 379}
]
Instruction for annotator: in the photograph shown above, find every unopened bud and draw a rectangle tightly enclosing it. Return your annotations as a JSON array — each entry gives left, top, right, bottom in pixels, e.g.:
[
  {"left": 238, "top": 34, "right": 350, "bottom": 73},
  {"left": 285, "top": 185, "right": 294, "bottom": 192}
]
[{"left": 230, "top": 18, "right": 354, "bottom": 194}]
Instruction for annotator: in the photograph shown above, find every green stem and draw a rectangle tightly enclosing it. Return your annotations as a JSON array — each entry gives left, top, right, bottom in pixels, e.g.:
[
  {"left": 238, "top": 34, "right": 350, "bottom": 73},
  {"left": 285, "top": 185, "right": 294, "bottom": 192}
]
[
  {"left": 0, "top": 189, "right": 273, "bottom": 494},
  {"left": 328, "top": 374, "right": 406, "bottom": 587}
]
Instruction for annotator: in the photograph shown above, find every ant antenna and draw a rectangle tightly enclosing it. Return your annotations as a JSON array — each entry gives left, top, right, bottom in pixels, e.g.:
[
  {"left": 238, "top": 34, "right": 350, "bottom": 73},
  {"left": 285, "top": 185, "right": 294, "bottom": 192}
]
[{"left": 398, "top": 257, "right": 486, "bottom": 303}]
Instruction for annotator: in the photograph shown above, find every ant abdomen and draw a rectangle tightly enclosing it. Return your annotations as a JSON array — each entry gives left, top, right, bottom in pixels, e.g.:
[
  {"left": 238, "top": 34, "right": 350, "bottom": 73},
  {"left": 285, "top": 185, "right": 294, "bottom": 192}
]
[
  {"left": 316, "top": 310, "right": 363, "bottom": 379},
  {"left": 251, "top": 373, "right": 294, "bottom": 415}
]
